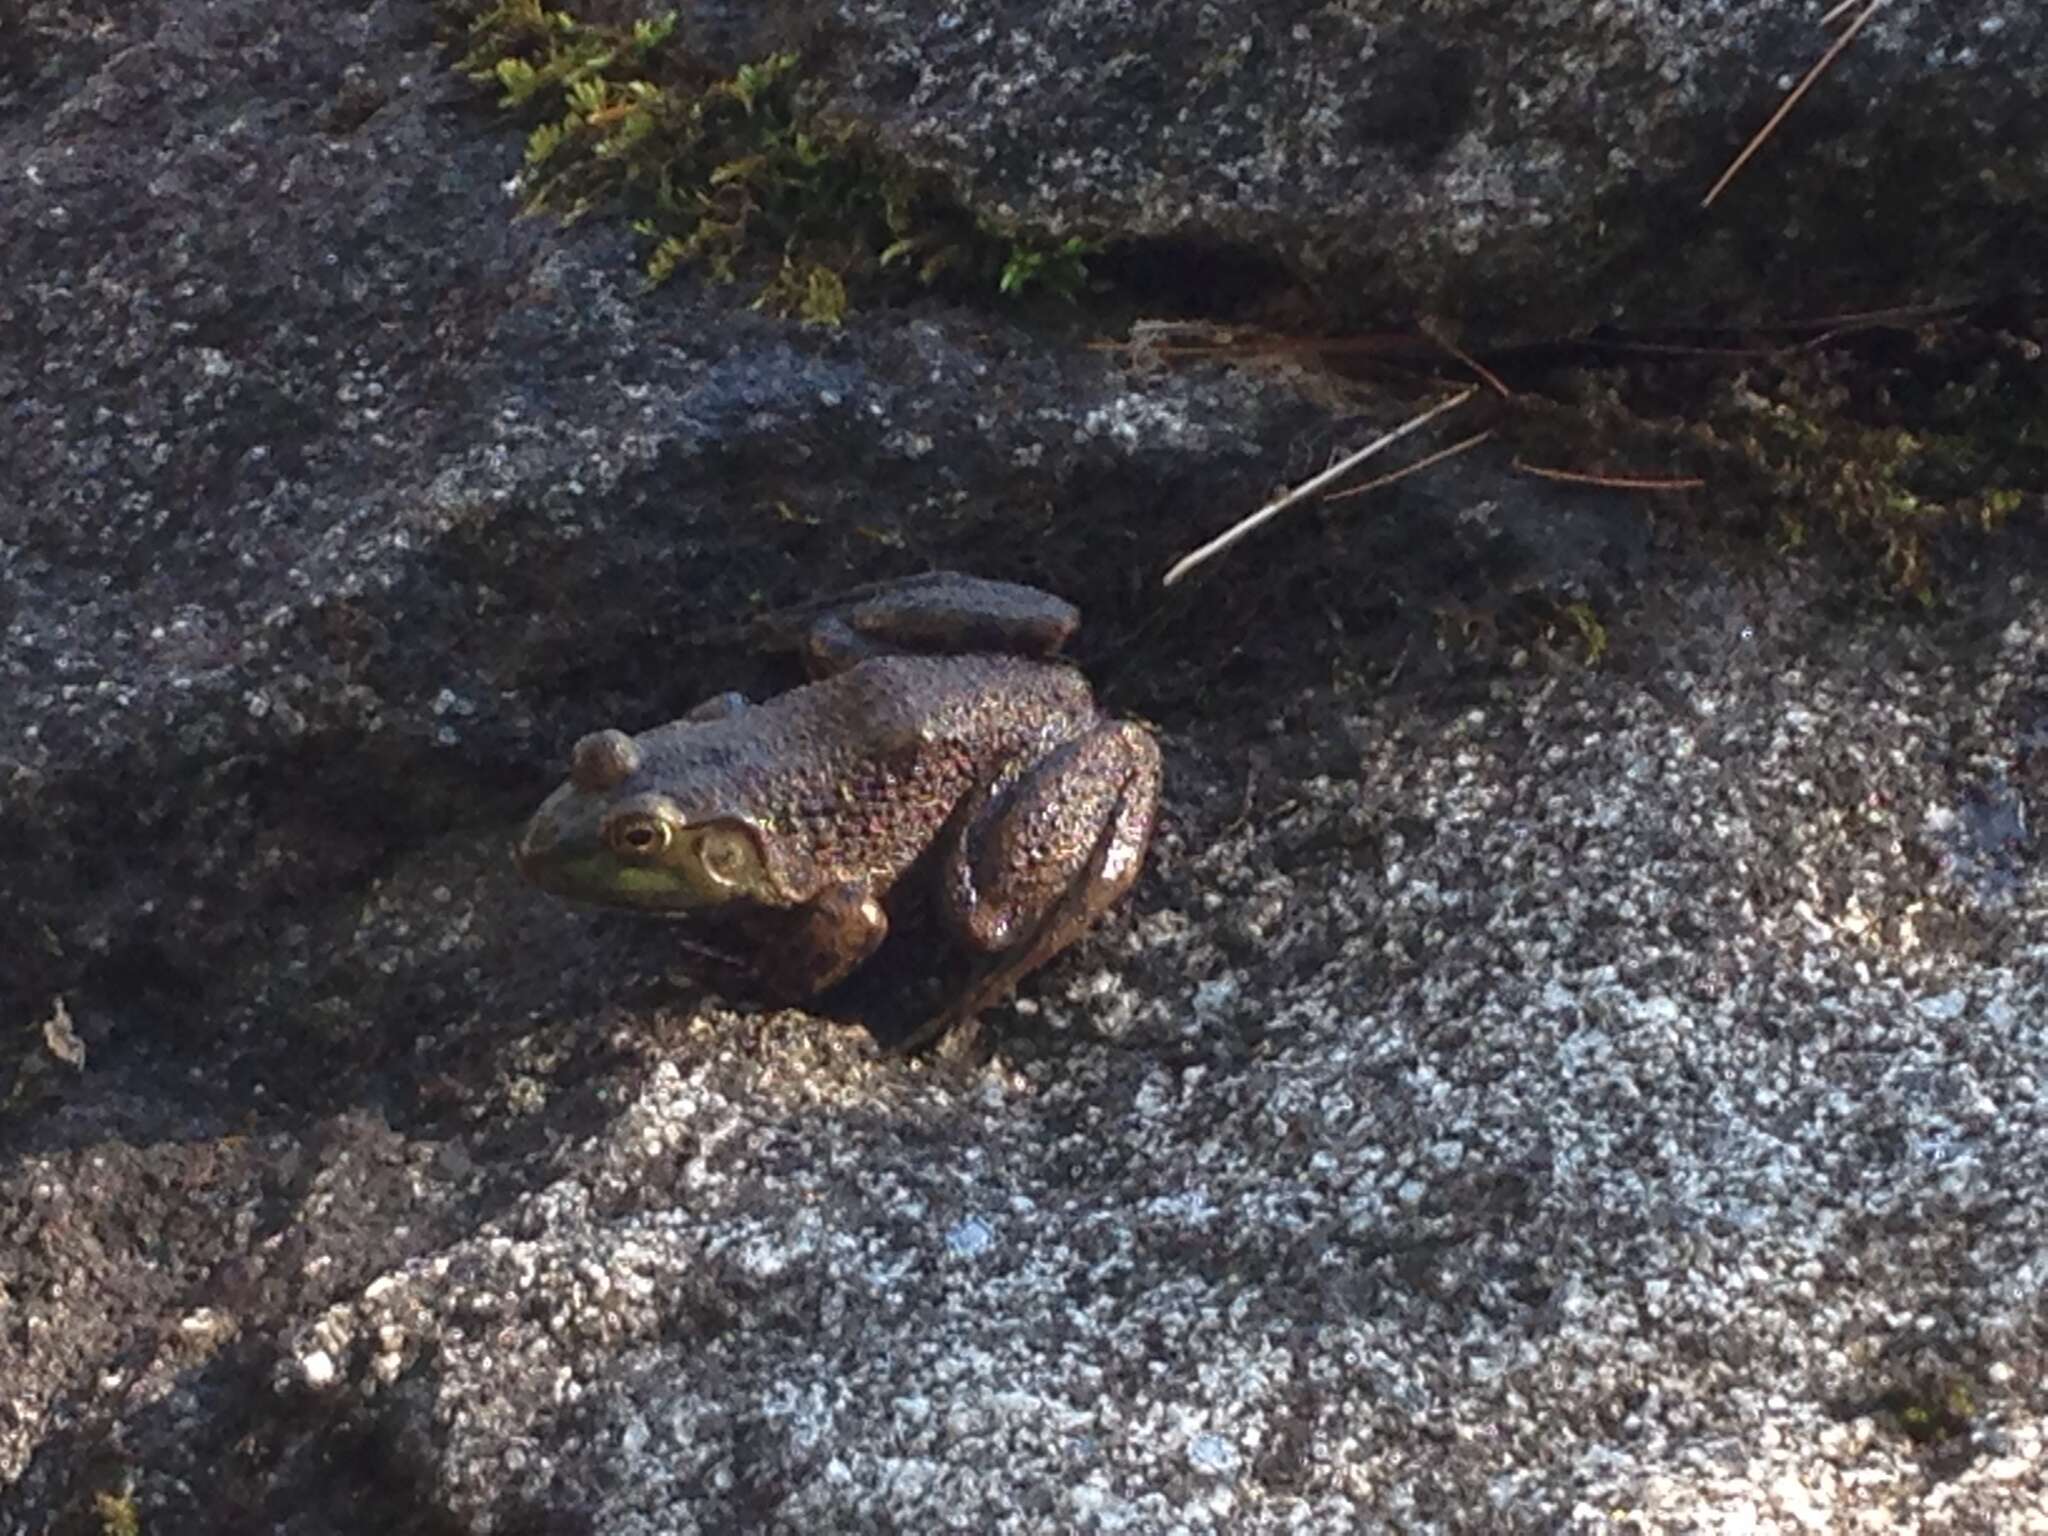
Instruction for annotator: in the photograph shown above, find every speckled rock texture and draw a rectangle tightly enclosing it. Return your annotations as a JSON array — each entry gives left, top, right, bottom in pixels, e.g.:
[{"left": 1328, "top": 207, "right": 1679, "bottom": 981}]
[
  {"left": 0, "top": 0, "right": 1649, "bottom": 1055},
  {"left": 3, "top": 0, "right": 2046, "bottom": 1532},
  {"left": 793, "top": 0, "right": 2048, "bottom": 334},
  {"left": 269, "top": 579, "right": 2048, "bottom": 1536}
]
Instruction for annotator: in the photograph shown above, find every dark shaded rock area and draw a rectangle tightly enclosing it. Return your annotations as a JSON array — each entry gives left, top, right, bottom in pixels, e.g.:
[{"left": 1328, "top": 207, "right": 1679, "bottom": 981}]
[
  {"left": 787, "top": 0, "right": 2048, "bottom": 336},
  {"left": 2, "top": 1, "right": 2045, "bottom": 1532}
]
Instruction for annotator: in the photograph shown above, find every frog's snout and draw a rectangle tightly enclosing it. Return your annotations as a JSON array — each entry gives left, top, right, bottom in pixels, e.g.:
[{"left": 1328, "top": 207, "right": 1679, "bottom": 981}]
[
  {"left": 515, "top": 811, "right": 557, "bottom": 872},
  {"left": 518, "top": 729, "right": 641, "bottom": 890},
  {"left": 515, "top": 773, "right": 587, "bottom": 886}
]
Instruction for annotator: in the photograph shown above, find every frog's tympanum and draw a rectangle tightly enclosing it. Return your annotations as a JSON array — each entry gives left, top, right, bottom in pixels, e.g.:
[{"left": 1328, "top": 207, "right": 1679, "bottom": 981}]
[{"left": 516, "top": 573, "right": 1161, "bottom": 1050}]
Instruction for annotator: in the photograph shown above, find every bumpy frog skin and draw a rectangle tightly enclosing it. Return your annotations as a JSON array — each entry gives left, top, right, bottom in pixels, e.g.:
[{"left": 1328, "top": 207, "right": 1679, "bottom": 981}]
[{"left": 516, "top": 573, "right": 1162, "bottom": 1050}]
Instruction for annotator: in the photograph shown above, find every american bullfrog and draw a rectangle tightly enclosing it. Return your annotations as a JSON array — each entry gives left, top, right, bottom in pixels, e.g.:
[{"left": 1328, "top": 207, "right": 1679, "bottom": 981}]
[{"left": 516, "top": 573, "right": 1161, "bottom": 1050}]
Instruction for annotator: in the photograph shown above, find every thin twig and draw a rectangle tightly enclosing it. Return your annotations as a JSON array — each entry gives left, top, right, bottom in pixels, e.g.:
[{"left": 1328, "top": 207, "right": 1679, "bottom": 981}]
[
  {"left": 1161, "top": 388, "right": 1477, "bottom": 586},
  {"left": 1579, "top": 338, "right": 1773, "bottom": 359},
  {"left": 1701, "top": 0, "right": 1888, "bottom": 209},
  {"left": 1775, "top": 300, "right": 1970, "bottom": 331},
  {"left": 1818, "top": 0, "right": 1861, "bottom": 26},
  {"left": 1090, "top": 331, "right": 1425, "bottom": 360},
  {"left": 1513, "top": 460, "right": 1706, "bottom": 491},
  {"left": 1322, "top": 430, "right": 1496, "bottom": 503},
  {"left": 1421, "top": 323, "right": 1513, "bottom": 399},
  {"left": 1579, "top": 300, "right": 1969, "bottom": 361},
  {"left": 1783, "top": 301, "right": 1972, "bottom": 352}
]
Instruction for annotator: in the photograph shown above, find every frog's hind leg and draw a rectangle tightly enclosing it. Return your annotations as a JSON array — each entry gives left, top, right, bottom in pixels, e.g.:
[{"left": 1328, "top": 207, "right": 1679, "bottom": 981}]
[
  {"left": 757, "top": 572, "right": 1082, "bottom": 678},
  {"left": 897, "top": 721, "right": 1161, "bottom": 1053}
]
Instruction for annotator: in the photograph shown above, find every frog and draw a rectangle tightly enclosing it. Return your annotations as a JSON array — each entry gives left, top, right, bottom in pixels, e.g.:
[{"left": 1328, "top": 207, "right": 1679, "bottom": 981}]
[{"left": 515, "top": 572, "right": 1162, "bottom": 1051}]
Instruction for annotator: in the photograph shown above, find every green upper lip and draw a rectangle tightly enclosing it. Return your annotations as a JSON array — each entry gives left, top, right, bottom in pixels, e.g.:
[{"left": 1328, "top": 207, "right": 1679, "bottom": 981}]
[{"left": 516, "top": 813, "right": 731, "bottom": 911}]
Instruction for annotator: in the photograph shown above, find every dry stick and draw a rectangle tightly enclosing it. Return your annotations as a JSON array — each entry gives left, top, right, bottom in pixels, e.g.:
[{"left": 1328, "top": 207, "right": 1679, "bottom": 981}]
[
  {"left": 1513, "top": 460, "right": 1706, "bottom": 491},
  {"left": 1422, "top": 324, "right": 1513, "bottom": 399},
  {"left": 1089, "top": 332, "right": 1428, "bottom": 360},
  {"left": 1701, "top": 0, "right": 1888, "bottom": 209},
  {"left": 1818, "top": 0, "right": 1861, "bottom": 26},
  {"left": 1322, "top": 430, "right": 1496, "bottom": 503},
  {"left": 1584, "top": 339, "right": 1771, "bottom": 359},
  {"left": 1160, "top": 388, "right": 1477, "bottom": 586},
  {"left": 1583, "top": 300, "right": 1966, "bottom": 361},
  {"left": 1766, "top": 300, "right": 1970, "bottom": 331},
  {"left": 1786, "top": 301, "right": 1972, "bottom": 352}
]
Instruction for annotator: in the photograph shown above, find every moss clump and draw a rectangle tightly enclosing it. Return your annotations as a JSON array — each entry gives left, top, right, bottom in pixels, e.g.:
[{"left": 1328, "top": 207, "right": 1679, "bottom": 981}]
[
  {"left": 750, "top": 258, "right": 849, "bottom": 327},
  {"left": 1425, "top": 593, "right": 1613, "bottom": 671},
  {"left": 1707, "top": 353, "right": 2032, "bottom": 593},
  {"left": 999, "top": 236, "right": 1097, "bottom": 301},
  {"left": 1503, "top": 316, "right": 2044, "bottom": 598},
  {"left": 95, "top": 1490, "right": 142, "bottom": 1536},
  {"left": 1559, "top": 599, "right": 1608, "bottom": 664},
  {"left": 1887, "top": 1377, "right": 1978, "bottom": 1445},
  {"left": 444, "top": 0, "right": 1093, "bottom": 318}
]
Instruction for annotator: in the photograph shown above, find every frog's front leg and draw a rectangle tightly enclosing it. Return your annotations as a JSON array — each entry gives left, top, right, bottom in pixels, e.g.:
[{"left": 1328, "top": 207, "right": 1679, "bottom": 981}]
[
  {"left": 758, "top": 572, "right": 1082, "bottom": 678},
  {"left": 735, "top": 881, "right": 891, "bottom": 1002},
  {"left": 906, "top": 719, "right": 1162, "bottom": 1050}
]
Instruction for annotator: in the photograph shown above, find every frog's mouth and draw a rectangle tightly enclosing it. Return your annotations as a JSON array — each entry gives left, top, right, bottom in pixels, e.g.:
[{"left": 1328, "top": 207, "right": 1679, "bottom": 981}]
[
  {"left": 517, "top": 811, "right": 722, "bottom": 911},
  {"left": 516, "top": 786, "right": 776, "bottom": 912},
  {"left": 531, "top": 849, "right": 717, "bottom": 909}
]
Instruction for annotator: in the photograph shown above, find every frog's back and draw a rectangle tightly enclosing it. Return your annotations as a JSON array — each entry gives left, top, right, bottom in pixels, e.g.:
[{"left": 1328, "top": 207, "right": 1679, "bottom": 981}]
[{"left": 634, "top": 654, "right": 1097, "bottom": 890}]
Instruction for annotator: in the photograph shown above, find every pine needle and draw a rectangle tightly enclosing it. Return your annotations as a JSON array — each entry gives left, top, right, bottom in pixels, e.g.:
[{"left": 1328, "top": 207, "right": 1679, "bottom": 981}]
[
  {"left": 1160, "top": 388, "right": 1477, "bottom": 586},
  {"left": 1701, "top": 0, "right": 1888, "bottom": 209},
  {"left": 1322, "top": 430, "right": 1496, "bottom": 503},
  {"left": 1420, "top": 323, "right": 1513, "bottom": 399},
  {"left": 1512, "top": 461, "right": 1706, "bottom": 491}
]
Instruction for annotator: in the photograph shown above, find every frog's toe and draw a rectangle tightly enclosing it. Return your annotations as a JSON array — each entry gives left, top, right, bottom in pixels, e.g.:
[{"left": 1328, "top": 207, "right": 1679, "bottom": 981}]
[
  {"left": 683, "top": 690, "right": 751, "bottom": 722},
  {"left": 867, "top": 1005, "right": 984, "bottom": 1060},
  {"left": 799, "top": 614, "right": 886, "bottom": 678}
]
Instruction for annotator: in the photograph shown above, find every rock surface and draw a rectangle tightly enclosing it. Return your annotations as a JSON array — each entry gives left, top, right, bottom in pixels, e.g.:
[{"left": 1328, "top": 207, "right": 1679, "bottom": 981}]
[
  {"left": 296, "top": 585, "right": 2048, "bottom": 1533},
  {"left": 3, "top": 0, "right": 2046, "bottom": 1532},
  {"left": 795, "top": 0, "right": 2048, "bottom": 334}
]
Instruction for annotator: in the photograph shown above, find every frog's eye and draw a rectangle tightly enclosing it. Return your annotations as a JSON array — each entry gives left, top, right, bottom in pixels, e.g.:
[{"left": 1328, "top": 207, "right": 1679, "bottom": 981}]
[
  {"left": 692, "top": 823, "right": 757, "bottom": 889},
  {"left": 602, "top": 806, "right": 673, "bottom": 860}
]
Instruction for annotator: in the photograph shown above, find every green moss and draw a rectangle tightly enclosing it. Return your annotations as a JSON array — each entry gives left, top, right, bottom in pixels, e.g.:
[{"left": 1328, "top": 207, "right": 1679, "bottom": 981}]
[
  {"left": 752, "top": 260, "right": 849, "bottom": 326},
  {"left": 1504, "top": 327, "right": 2044, "bottom": 598},
  {"left": 1559, "top": 600, "right": 1608, "bottom": 664},
  {"left": 1890, "top": 1378, "right": 1977, "bottom": 1445},
  {"left": 1707, "top": 357, "right": 2031, "bottom": 593},
  {"left": 1422, "top": 593, "right": 1612, "bottom": 669},
  {"left": 999, "top": 236, "right": 1097, "bottom": 301},
  {"left": 95, "top": 1490, "right": 142, "bottom": 1536},
  {"left": 442, "top": 0, "right": 1092, "bottom": 316}
]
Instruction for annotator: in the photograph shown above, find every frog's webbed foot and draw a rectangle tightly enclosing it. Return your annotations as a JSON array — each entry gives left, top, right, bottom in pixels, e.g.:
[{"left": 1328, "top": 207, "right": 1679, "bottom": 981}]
[
  {"left": 661, "top": 931, "right": 769, "bottom": 1003},
  {"left": 754, "top": 572, "right": 1081, "bottom": 679},
  {"left": 897, "top": 719, "right": 1161, "bottom": 1053}
]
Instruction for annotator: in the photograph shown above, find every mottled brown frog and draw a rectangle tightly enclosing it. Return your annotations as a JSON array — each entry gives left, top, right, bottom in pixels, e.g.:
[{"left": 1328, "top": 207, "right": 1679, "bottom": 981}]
[{"left": 516, "top": 573, "right": 1160, "bottom": 1050}]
